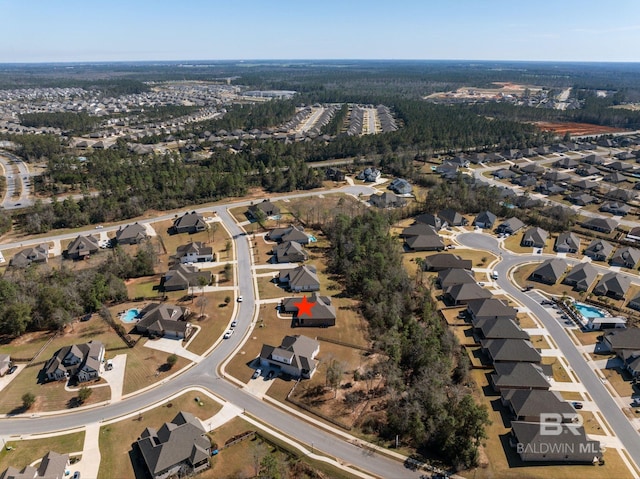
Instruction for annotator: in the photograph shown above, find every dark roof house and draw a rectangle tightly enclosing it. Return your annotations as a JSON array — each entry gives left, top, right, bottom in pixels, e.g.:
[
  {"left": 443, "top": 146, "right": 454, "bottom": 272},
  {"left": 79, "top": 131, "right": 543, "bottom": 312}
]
[
  {"left": 278, "top": 265, "right": 320, "bottom": 292},
  {"left": 481, "top": 339, "right": 542, "bottom": 363},
  {"left": 610, "top": 246, "right": 640, "bottom": 269},
  {"left": 490, "top": 362, "right": 551, "bottom": 392},
  {"left": 563, "top": 263, "right": 598, "bottom": 291},
  {"left": 10, "top": 244, "right": 49, "bottom": 268},
  {"left": 0, "top": 451, "right": 69, "bottom": 479},
  {"left": 496, "top": 217, "right": 525, "bottom": 235},
  {"left": 554, "top": 232, "right": 580, "bottom": 253},
  {"left": 423, "top": 253, "right": 472, "bottom": 271},
  {"left": 176, "top": 242, "right": 214, "bottom": 264},
  {"left": 584, "top": 239, "right": 614, "bottom": 262},
  {"left": 581, "top": 217, "right": 618, "bottom": 234},
  {"left": 248, "top": 199, "right": 280, "bottom": 220},
  {"left": 43, "top": 340, "right": 104, "bottom": 383},
  {"left": 530, "top": 258, "right": 567, "bottom": 284},
  {"left": 134, "top": 303, "right": 190, "bottom": 339},
  {"left": 136, "top": 411, "right": 211, "bottom": 479},
  {"left": 438, "top": 208, "right": 468, "bottom": 226},
  {"left": 281, "top": 293, "right": 336, "bottom": 327},
  {"left": 593, "top": 272, "right": 631, "bottom": 299},
  {"left": 115, "top": 223, "right": 148, "bottom": 245},
  {"left": 474, "top": 211, "right": 497, "bottom": 229},
  {"left": 388, "top": 178, "right": 413, "bottom": 195},
  {"left": 172, "top": 212, "right": 207, "bottom": 234},
  {"left": 66, "top": 235, "right": 100, "bottom": 260},
  {"left": 273, "top": 241, "right": 308, "bottom": 264},
  {"left": 162, "top": 264, "right": 212, "bottom": 292},
  {"left": 521, "top": 227, "right": 548, "bottom": 248},
  {"left": 369, "top": 191, "right": 406, "bottom": 208}
]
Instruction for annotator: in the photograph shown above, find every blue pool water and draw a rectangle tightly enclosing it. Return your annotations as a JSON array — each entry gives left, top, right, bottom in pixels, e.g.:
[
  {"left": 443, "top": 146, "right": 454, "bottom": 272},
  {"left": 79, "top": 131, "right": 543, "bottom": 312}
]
[
  {"left": 308, "top": 235, "right": 317, "bottom": 242},
  {"left": 574, "top": 302, "right": 606, "bottom": 319},
  {"left": 121, "top": 308, "right": 140, "bottom": 323}
]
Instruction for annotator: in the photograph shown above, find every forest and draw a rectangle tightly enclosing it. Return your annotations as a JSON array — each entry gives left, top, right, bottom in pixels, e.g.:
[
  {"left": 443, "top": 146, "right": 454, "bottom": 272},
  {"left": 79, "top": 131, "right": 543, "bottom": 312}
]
[
  {"left": 0, "top": 242, "right": 156, "bottom": 337},
  {"left": 324, "top": 209, "right": 489, "bottom": 469}
]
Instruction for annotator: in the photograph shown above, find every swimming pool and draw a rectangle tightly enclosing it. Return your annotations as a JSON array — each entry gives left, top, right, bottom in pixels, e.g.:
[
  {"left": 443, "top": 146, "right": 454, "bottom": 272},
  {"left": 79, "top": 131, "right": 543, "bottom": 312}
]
[
  {"left": 574, "top": 302, "right": 606, "bottom": 319},
  {"left": 121, "top": 308, "right": 140, "bottom": 323}
]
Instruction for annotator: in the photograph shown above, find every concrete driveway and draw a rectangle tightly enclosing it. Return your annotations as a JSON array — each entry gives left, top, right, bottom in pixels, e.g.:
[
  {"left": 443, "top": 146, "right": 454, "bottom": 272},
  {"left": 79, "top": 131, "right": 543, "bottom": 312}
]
[
  {"left": 143, "top": 337, "right": 202, "bottom": 363},
  {"left": 102, "top": 354, "right": 127, "bottom": 402},
  {"left": 0, "top": 364, "right": 24, "bottom": 393}
]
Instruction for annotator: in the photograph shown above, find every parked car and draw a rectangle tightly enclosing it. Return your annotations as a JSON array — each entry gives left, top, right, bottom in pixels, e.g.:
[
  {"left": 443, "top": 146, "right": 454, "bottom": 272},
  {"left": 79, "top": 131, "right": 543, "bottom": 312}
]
[
  {"left": 252, "top": 368, "right": 262, "bottom": 379},
  {"left": 237, "top": 295, "right": 243, "bottom": 302},
  {"left": 72, "top": 472, "right": 81, "bottom": 479},
  {"left": 631, "top": 397, "right": 640, "bottom": 407},
  {"left": 267, "top": 370, "right": 275, "bottom": 379},
  {"left": 491, "top": 271, "right": 499, "bottom": 280},
  {"left": 223, "top": 330, "right": 233, "bottom": 339},
  {"left": 7, "top": 365, "right": 18, "bottom": 375},
  {"left": 571, "top": 401, "right": 583, "bottom": 409},
  {"left": 230, "top": 320, "right": 237, "bottom": 328}
]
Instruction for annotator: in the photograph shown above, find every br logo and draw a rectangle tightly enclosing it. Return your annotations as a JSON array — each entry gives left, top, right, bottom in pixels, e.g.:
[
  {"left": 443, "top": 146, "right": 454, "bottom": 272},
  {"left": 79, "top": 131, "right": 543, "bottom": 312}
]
[{"left": 539, "top": 413, "right": 583, "bottom": 436}]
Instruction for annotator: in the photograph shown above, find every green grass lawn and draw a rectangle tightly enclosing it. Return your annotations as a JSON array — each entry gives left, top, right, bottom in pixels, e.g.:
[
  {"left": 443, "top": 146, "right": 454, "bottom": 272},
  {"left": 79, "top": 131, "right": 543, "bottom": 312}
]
[
  {"left": 0, "top": 330, "right": 54, "bottom": 359},
  {"left": 121, "top": 342, "right": 191, "bottom": 395},
  {"left": 186, "top": 291, "right": 234, "bottom": 355},
  {"left": 98, "top": 391, "right": 222, "bottom": 479},
  {"left": 0, "top": 432, "right": 85, "bottom": 473}
]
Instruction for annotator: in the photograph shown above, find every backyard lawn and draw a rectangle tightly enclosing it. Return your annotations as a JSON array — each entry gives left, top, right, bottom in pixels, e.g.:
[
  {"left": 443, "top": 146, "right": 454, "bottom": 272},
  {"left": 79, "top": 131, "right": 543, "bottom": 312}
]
[{"left": 0, "top": 432, "right": 85, "bottom": 474}]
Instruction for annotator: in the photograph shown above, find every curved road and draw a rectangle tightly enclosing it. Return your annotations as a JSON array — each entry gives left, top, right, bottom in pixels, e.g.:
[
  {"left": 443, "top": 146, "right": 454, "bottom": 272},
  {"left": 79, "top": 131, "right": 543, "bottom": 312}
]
[
  {"left": 0, "top": 185, "right": 425, "bottom": 479},
  {"left": 458, "top": 232, "right": 640, "bottom": 469}
]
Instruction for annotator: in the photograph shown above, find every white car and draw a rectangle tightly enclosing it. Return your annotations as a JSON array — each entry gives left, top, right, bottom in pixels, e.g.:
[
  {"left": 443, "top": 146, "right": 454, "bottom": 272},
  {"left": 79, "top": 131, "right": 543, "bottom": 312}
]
[
  {"left": 223, "top": 330, "right": 233, "bottom": 339},
  {"left": 237, "top": 296, "right": 243, "bottom": 302}
]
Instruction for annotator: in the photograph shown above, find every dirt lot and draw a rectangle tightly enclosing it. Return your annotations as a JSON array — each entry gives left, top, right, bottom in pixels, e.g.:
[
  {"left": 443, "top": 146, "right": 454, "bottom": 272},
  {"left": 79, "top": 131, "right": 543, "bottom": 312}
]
[{"left": 533, "top": 121, "right": 627, "bottom": 136}]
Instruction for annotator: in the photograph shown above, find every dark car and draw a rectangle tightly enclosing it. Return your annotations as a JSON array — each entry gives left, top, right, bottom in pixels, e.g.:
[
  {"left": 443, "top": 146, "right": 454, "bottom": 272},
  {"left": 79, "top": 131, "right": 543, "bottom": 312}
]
[
  {"left": 7, "top": 365, "right": 18, "bottom": 374},
  {"left": 267, "top": 370, "right": 275, "bottom": 379},
  {"left": 571, "top": 401, "right": 584, "bottom": 409}
]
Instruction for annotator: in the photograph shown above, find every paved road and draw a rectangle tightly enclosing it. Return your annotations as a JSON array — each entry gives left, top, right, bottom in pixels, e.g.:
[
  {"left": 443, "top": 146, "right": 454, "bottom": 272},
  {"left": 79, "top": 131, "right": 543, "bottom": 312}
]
[
  {"left": 0, "top": 150, "right": 33, "bottom": 209},
  {"left": 458, "top": 232, "right": 640, "bottom": 469},
  {"left": 0, "top": 184, "right": 427, "bottom": 479}
]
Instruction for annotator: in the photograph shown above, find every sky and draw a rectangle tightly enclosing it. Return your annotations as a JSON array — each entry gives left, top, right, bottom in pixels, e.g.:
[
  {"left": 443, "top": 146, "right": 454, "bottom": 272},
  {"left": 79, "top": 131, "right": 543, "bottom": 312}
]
[{"left": 2, "top": 0, "right": 640, "bottom": 63}]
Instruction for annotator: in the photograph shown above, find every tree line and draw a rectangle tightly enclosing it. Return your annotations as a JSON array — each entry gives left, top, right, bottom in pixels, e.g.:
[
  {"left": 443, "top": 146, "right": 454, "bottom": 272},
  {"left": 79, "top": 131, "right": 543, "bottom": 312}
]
[{"left": 324, "top": 209, "right": 489, "bottom": 469}]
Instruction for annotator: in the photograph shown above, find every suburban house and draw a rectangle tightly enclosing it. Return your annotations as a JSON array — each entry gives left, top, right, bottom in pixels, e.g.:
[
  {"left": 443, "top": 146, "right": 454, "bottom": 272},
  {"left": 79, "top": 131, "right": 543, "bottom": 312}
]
[
  {"left": 575, "top": 165, "right": 600, "bottom": 177},
  {"left": 447, "top": 156, "right": 470, "bottom": 167},
  {"left": 134, "top": 303, "right": 190, "bottom": 339},
  {"left": 259, "top": 335, "right": 320, "bottom": 378},
  {"left": 400, "top": 224, "right": 445, "bottom": 251},
  {"left": 496, "top": 217, "right": 525, "bottom": 235},
  {"left": 356, "top": 167, "right": 381, "bottom": 182},
  {"left": 66, "top": 235, "right": 100, "bottom": 260},
  {"left": 510, "top": 422, "right": 602, "bottom": 463},
  {"left": 610, "top": 246, "right": 640, "bottom": 269},
  {"left": 281, "top": 293, "right": 336, "bottom": 327},
  {"left": 554, "top": 232, "right": 580, "bottom": 253},
  {"left": 521, "top": 227, "right": 548, "bottom": 248},
  {"left": 628, "top": 226, "right": 640, "bottom": 242},
  {"left": 584, "top": 239, "right": 614, "bottom": 262},
  {"left": 543, "top": 170, "right": 570, "bottom": 182},
  {"left": 278, "top": 265, "right": 320, "bottom": 292},
  {"left": 247, "top": 199, "right": 280, "bottom": 220},
  {"left": 563, "top": 263, "right": 598, "bottom": 292},
  {"left": 467, "top": 298, "right": 518, "bottom": 323},
  {"left": 272, "top": 241, "right": 308, "bottom": 263},
  {"left": 43, "top": 340, "right": 104, "bottom": 383},
  {"left": 529, "top": 258, "right": 567, "bottom": 285},
  {"left": 162, "top": 264, "right": 212, "bottom": 292},
  {"left": 553, "top": 157, "right": 579, "bottom": 169},
  {"left": 581, "top": 217, "right": 618, "bottom": 234},
  {"left": 567, "top": 192, "right": 597, "bottom": 206},
  {"left": 582, "top": 153, "right": 605, "bottom": 165},
  {"left": 492, "top": 168, "right": 516, "bottom": 180},
  {"left": 10, "top": 244, "right": 49, "bottom": 268},
  {"left": 501, "top": 389, "right": 575, "bottom": 423},
  {"left": 473, "top": 211, "right": 497, "bottom": 229},
  {"left": 520, "top": 163, "right": 545, "bottom": 175},
  {"left": 0, "top": 354, "right": 11, "bottom": 377},
  {"left": 438, "top": 268, "right": 476, "bottom": 289},
  {"left": 593, "top": 272, "right": 631, "bottom": 299},
  {"left": 444, "top": 282, "right": 492, "bottom": 305},
  {"left": 502, "top": 149, "right": 522, "bottom": 160},
  {"left": 600, "top": 201, "right": 632, "bottom": 216},
  {"left": 606, "top": 188, "right": 636, "bottom": 203},
  {"left": 325, "top": 167, "right": 345, "bottom": 182},
  {"left": 628, "top": 292, "right": 640, "bottom": 312},
  {"left": 0, "top": 451, "right": 69, "bottom": 479},
  {"left": 572, "top": 179, "right": 599, "bottom": 191},
  {"left": 422, "top": 253, "right": 472, "bottom": 271},
  {"left": 491, "top": 362, "right": 552, "bottom": 392},
  {"left": 438, "top": 208, "right": 468, "bottom": 227},
  {"left": 602, "top": 328, "right": 640, "bottom": 377},
  {"left": 369, "top": 191, "right": 406, "bottom": 208},
  {"left": 172, "top": 212, "right": 207, "bottom": 234},
  {"left": 436, "top": 163, "right": 459, "bottom": 180},
  {"left": 604, "top": 171, "right": 627, "bottom": 184},
  {"left": 473, "top": 318, "right": 529, "bottom": 340},
  {"left": 115, "top": 223, "right": 149, "bottom": 245},
  {"left": 176, "top": 242, "right": 214, "bottom": 264},
  {"left": 387, "top": 178, "right": 412, "bottom": 195},
  {"left": 481, "top": 339, "right": 541, "bottom": 363},
  {"left": 268, "top": 225, "right": 310, "bottom": 244},
  {"left": 136, "top": 411, "right": 211, "bottom": 479},
  {"left": 414, "top": 213, "right": 443, "bottom": 230}
]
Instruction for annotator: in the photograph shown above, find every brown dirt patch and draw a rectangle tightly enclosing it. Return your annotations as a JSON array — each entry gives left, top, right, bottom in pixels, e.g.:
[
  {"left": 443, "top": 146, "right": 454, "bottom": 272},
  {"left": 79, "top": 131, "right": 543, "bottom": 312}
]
[{"left": 533, "top": 121, "right": 626, "bottom": 136}]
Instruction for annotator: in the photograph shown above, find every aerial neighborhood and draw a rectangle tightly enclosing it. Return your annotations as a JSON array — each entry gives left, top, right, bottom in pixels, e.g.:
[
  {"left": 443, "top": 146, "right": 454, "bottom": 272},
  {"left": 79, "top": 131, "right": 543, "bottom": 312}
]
[{"left": 3, "top": 59, "right": 640, "bottom": 479}]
